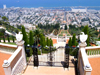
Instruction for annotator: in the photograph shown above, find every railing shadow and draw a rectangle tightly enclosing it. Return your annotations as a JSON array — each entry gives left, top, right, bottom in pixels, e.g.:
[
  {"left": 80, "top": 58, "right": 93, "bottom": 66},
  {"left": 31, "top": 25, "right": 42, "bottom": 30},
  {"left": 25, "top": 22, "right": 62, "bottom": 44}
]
[{"left": 28, "top": 61, "right": 66, "bottom": 67}]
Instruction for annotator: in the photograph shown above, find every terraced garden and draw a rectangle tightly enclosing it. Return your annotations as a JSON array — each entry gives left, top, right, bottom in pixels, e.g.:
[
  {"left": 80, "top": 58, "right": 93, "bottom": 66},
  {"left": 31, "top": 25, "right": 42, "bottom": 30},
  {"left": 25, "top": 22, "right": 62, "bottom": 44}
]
[{"left": 58, "top": 30, "right": 70, "bottom": 36}]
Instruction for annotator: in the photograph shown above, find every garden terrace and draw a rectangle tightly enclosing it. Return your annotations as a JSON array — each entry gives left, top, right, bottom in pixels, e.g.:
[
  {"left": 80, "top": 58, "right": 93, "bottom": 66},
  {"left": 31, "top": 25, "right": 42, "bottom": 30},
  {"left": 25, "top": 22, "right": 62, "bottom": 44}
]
[
  {"left": 58, "top": 30, "right": 70, "bottom": 36},
  {"left": 0, "top": 43, "right": 17, "bottom": 53}
]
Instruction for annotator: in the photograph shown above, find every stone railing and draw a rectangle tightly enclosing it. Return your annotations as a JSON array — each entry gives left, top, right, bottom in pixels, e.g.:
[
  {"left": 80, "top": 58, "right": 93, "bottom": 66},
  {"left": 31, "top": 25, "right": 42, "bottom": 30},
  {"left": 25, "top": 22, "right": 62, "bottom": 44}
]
[
  {"left": 0, "top": 43, "right": 17, "bottom": 53},
  {"left": 85, "top": 46, "right": 100, "bottom": 56},
  {"left": 78, "top": 43, "right": 92, "bottom": 75},
  {"left": 2, "top": 41, "right": 27, "bottom": 75}
]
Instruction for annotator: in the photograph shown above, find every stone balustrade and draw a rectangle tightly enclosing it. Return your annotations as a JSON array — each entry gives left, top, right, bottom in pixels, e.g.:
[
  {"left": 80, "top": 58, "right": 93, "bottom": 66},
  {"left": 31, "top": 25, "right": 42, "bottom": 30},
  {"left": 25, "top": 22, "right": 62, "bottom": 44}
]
[
  {"left": 78, "top": 43, "right": 92, "bottom": 75},
  {"left": 85, "top": 46, "right": 100, "bottom": 56},
  {"left": 0, "top": 43, "right": 17, "bottom": 53},
  {"left": 2, "top": 40, "right": 27, "bottom": 75}
]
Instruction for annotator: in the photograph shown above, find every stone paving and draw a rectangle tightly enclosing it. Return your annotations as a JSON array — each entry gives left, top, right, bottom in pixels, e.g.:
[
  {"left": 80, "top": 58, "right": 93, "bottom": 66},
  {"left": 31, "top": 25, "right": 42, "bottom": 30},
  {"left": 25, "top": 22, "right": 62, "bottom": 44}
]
[
  {"left": 0, "top": 52, "right": 11, "bottom": 75},
  {"left": 23, "top": 48, "right": 75, "bottom": 75},
  {"left": 24, "top": 66, "right": 75, "bottom": 75},
  {"left": 89, "top": 57, "right": 100, "bottom": 75}
]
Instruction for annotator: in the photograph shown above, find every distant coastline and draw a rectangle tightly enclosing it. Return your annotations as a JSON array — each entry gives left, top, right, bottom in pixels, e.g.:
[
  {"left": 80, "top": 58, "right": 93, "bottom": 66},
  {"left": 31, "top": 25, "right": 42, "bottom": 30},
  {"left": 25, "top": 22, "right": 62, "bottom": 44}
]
[
  {"left": 0, "top": 0, "right": 100, "bottom": 9},
  {"left": 1, "top": 6, "right": 100, "bottom": 10}
]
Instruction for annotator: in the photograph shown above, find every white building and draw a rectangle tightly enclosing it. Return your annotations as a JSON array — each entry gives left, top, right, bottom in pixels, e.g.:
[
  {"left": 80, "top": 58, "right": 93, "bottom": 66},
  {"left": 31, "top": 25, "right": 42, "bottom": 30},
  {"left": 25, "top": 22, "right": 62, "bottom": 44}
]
[
  {"left": 3, "top": 5, "right": 7, "bottom": 9},
  {"left": 82, "top": 21, "right": 89, "bottom": 26},
  {"left": 71, "top": 8, "right": 87, "bottom": 12}
]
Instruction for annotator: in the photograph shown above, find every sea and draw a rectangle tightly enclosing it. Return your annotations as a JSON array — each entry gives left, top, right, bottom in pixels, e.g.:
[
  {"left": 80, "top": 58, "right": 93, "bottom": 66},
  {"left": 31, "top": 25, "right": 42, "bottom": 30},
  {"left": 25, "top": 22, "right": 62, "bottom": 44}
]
[{"left": 0, "top": 0, "right": 100, "bottom": 10}]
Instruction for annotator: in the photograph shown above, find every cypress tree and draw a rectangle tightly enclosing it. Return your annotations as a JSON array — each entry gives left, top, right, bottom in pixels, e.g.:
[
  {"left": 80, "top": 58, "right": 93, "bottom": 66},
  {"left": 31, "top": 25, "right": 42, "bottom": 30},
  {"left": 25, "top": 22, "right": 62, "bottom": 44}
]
[
  {"left": 46, "top": 37, "right": 49, "bottom": 46},
  {"left": 43, "top": 36, "right": 46, "bottom": 47},
  {"left": 65, "top": 25, "right": 67, "bottom": 30},
  {"left": 68, "top": 37, "right": 72, "bottom": 47},
  {"left": 0, "top": 37, "right": 1, "bottom": 42},
  {"left": 40, "top": 35, "right": 43, "bottom": 46},
  {"left": 40, "top": 35, "right": 46, "bottom": 47},
  {"left": 50, "top": 38, "right": 53, "bottom": 46},
  {"left": 3, "top": 36, "right": 5, "bottom": 43},
  {"left": 72, "top": 34, "right": 76, "bottom": 46},
  {"left": 8, "top": 36, "right": 10, "bottom": 42},
  {"left": 40, "top": 36, "right": 46, "bottom": 47},
  {"left": 12, "top": 37, "right": 15, "bottom": 43},
  {"left": 21, "top": 26, "right": 28, "bottom": 45},
  {"left": 29, "top": 30, "right": 34, "bottom": 46},
  {"left": 48, "top": 39, "right": 51, "bottom": 46}
]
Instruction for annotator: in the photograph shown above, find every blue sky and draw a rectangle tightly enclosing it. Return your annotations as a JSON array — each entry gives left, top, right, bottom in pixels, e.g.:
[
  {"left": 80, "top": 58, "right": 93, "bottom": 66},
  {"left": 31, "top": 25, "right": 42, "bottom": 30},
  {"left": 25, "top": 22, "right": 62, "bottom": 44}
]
[{"left": 0, "top": 0, "right": 100, "bottom": 8}]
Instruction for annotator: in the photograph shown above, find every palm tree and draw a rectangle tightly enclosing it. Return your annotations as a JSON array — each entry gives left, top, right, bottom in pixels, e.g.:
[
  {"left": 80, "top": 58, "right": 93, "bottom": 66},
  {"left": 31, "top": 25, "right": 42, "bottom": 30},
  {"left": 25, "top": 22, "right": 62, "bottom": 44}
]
[{"left": 33, "top": 29, "right": 42, "bottom": 45}]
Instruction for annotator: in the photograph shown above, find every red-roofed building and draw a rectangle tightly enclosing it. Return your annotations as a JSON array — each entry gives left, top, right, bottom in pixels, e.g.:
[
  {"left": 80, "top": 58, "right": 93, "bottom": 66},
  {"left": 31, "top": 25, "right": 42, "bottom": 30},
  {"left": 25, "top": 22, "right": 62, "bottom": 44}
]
[
  {"left": 66, "top": 39, "right": 69, "bottom": 44},
  {"left": 52, "top": 39, "right": 57, "bottom": 44}
]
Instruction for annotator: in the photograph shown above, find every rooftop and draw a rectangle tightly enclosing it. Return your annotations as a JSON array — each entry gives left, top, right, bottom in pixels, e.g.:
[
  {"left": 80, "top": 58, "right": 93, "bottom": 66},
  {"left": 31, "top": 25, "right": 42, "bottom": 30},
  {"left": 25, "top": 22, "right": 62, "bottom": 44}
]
[{"left": 52, "top": 39, "right": 57, "bottom": 44}]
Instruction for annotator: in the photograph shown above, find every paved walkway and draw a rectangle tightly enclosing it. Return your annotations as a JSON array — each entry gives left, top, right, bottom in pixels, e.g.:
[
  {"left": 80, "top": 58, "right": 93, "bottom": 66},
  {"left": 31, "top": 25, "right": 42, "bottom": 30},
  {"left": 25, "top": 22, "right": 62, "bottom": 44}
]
[
  {"left": 0, "top": 52, "right": 11, "bottom": 75},
  {"left": 24, "top": 66, "right": 75, "bottom": 75},
  {"left": 89, "top": 57, "right": 100, "bottom": 75},
  {"left": 24, "top": 48, "right": 75, "bottom": 75}
]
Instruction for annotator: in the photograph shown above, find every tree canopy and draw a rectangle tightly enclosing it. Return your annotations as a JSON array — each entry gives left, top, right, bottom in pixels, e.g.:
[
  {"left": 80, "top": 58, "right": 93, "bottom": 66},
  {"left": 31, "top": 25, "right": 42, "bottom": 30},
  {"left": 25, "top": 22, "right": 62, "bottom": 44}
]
[
  {"left": 21, "top": 26, "right": 28, "bottom": 45},
  {"left": 82, "top": 25, "right": 89, "bottom": 34},
  {"left": 2, "top": 16, "right": 8, "bottom": 21},
  {"left": 72, "top": 34, "right": 76, "bottom": 46},
  {"left": 65, "top": 25, "right": 67, "bottom": 30},
  {"left": 29, "top": 30, "right": 34, "bottom": 46},
  {"left": 68, "top": 37, "right": 72, "bottom": 47}
]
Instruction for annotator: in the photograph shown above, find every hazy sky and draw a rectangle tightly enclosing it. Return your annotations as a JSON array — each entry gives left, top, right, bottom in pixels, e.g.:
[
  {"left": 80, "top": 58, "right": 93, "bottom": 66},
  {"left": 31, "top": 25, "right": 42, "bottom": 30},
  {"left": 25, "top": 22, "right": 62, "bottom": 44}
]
[{"left": 0, "top": 0, "right": 100, "bottom": 8}]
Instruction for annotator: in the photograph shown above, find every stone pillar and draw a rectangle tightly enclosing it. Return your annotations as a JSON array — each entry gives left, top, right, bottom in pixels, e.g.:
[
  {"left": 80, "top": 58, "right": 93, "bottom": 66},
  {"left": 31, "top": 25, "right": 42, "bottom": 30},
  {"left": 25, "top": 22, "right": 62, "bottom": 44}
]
[
  {"left": 2, "top": 60, "right": 11, "bottom": 75},
  {"left": 78, "top": 42, "right": 87, "bottom": 71},
  {"left": 78, "top": 42, "right": 92, "bottom": 75},
  {"left": 84, "top": 67, "right": 92, "bottom": 75},
  {"left": 16, "top": 32, "right": 27, "bottom": 68},
  {"left": 16, "top": 40, "right": 27, "bottom": 68}
]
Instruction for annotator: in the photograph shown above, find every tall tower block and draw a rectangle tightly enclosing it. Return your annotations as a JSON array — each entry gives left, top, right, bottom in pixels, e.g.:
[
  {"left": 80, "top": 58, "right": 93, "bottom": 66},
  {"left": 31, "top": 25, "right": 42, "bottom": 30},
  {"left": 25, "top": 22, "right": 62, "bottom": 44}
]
[{"left": 3, "top": 5, "right": 6, "bottom": 9}]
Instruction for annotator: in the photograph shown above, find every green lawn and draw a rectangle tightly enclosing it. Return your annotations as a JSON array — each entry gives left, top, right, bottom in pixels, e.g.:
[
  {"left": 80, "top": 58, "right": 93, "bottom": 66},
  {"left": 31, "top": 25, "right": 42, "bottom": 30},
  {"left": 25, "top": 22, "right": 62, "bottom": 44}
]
[
  {"left": 67, "top": 34, "right": 70, "bottom": 36},
  {"left": 2, "top": 42, "right": 16, "bottom": 45},
  {"left": 59, "top": 34, "right": 63, "bottom": 36},
  {"left": 58, "top": 30, "right": 70, "bottom": 36},
  {"left": 62, "top": 30, "right": 67, "bottom": 33}
]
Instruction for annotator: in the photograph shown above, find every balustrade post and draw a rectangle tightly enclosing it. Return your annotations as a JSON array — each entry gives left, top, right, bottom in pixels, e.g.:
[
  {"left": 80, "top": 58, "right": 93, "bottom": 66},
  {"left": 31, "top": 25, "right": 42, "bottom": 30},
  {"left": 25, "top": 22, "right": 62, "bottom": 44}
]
[
  {"left": 78, "top": 32, "right": 92, "bottom": 75},
  {"left": 2, "top": 60, "right": 11, "bottom": 75},
  {"left": 78, "top": 32, "right": 88, "bottom": 74},
  {"left": 16, "top": 32, "right": 27, "bottom": 69},
  {"left": 16, "top": 40, "right": 27, "bottom": 68},
  {"left": 78, "top": 42, "right": 87, "bottom": 70}
]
